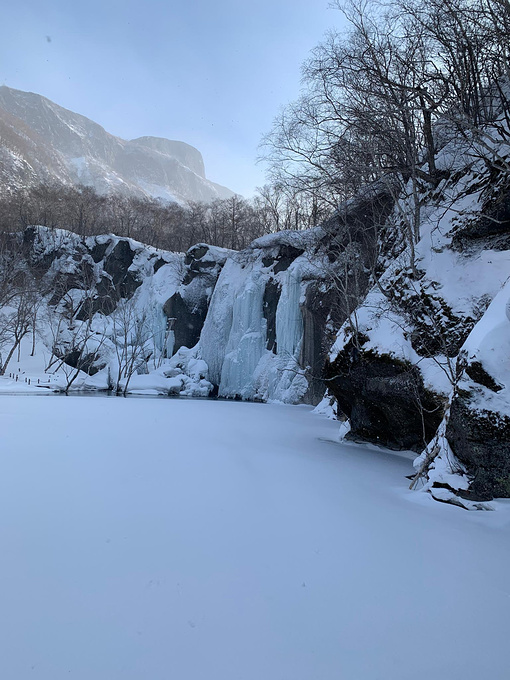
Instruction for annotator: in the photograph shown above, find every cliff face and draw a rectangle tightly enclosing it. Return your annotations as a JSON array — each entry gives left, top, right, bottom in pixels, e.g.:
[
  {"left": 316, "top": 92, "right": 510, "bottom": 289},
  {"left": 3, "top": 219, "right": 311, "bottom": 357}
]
[
  {"left": 198, "top": 233, "right": 319, "bottom": 403},
  {"left": 14, "top": 225, "right": 339, "bottom": 404},
  {"left": 12, "top": 175, "right": 392, "bottom": 406},
  {"left": 444, "top": 277, "right": 510, "bottom": 501}
]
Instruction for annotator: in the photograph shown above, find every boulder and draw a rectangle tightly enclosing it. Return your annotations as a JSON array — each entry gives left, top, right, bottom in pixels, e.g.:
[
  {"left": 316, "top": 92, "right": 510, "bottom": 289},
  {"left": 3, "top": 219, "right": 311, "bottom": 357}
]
[
  {"left": 447, "top": 396, "right": 510, "bottom": 500},
  {"left": 326, "top": 341, "right": 445, "bottom": 451}
]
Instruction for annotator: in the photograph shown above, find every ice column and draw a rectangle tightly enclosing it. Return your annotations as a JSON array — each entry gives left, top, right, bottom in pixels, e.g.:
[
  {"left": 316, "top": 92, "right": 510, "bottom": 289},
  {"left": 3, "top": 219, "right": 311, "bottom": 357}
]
[
  {"left": 276, "top": 268, "right": 303, "bottom": 360},
  {"left": 199, "top": 258, "right": 238, "bottom": 385},
  {"left": 219, "top": 271, "right": 267, "bottom": 398}
]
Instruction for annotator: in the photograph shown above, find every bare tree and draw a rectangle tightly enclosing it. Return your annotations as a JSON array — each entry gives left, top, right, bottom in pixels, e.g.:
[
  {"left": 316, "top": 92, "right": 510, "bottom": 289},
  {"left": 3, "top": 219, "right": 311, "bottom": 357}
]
[
  {"left": 110, "top": 298, "right": 153, "bottom": 395},
  {"left": 0, "top": 233, "right": 43, "bottom": 374},
  {"left": 261, "top": 0, "right": 510, "bottom": 266},
  {"left": 0, "top": 280, "right": 39, "bottom": 375},
  {"left": 44, "top": 285, "right": 108, "bottom": 393}
]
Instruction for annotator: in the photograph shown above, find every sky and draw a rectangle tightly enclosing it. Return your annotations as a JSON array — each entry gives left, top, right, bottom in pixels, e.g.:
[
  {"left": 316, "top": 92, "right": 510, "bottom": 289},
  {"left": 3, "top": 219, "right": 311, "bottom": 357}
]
[{"left": 0, "top": 0, "right": 347, "bottom": 197}]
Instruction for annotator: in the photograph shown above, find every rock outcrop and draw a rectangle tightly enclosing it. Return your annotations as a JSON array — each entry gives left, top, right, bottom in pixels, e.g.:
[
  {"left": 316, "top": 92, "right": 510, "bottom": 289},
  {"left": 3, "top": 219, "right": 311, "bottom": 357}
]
[
  {"left": 326, "top": 340, "right": 445, "bottom": 451},
  {"left": 325, "top": 142, "right": 510, "bottom": 501}
]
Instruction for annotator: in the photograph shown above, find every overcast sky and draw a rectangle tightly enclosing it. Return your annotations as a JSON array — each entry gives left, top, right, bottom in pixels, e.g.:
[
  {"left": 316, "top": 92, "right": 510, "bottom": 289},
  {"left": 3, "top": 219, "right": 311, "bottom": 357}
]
[{"left": 0, "top": 0, "right": 347, "bottom": 197}]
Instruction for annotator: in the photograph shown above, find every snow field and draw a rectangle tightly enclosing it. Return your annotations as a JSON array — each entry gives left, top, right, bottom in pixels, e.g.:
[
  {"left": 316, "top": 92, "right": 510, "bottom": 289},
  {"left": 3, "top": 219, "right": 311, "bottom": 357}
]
[{"left": 0, "top": 397, "right": 509, "bottom": 679}]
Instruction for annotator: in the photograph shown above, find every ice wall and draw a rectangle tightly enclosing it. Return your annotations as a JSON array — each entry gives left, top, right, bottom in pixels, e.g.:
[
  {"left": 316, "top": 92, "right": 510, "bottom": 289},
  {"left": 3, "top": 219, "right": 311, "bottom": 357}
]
[
  {"left": 276, "top": 268, "right": 303, "bottom": 359},
  {"left": 199, "top": 252, "right": 309, "bottom": 403},
  {"left": 258, "top": 262, "right": 308, "bottom": 403},
  {"left": 199, "top": 257, "right": 239, "bottom": 386},
  {"left": 219, "top": 268, "right": 267, "bottom": 399}
]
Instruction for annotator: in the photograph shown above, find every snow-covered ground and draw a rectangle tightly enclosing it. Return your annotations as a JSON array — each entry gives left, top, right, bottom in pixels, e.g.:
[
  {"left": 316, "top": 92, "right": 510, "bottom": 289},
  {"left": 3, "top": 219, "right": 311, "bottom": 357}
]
[{"left": 1, "top": 396, "right": 509, "bottom": 679}]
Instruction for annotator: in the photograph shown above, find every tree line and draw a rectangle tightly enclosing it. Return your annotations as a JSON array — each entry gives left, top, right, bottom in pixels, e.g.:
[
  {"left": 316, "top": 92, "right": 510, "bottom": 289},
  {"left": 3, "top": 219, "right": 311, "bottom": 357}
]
[
  {"left": 0, "top": 182, "right": 329, "bottom": 253},
  {"left": 261, "top": 0, "right": 510, "bottom": 252}
]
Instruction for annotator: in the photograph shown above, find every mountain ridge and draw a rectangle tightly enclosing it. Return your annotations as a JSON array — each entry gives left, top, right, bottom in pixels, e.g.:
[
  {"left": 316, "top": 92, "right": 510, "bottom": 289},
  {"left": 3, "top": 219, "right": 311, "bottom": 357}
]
[{"left": 0, "top": 85, "right": 234, "bottom": 203}]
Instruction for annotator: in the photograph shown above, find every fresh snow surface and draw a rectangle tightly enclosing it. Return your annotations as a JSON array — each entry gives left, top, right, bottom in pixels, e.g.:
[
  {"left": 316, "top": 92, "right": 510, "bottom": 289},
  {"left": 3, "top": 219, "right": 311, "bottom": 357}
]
[
  {"left": 1, "top": 396, "right": 510, "bottom": 680},
  {"left": 460, "top": 276, "right": 510, "bottom": 416},
  {"left": 250, "top": 227, "right": 324, "bottom": 250}
]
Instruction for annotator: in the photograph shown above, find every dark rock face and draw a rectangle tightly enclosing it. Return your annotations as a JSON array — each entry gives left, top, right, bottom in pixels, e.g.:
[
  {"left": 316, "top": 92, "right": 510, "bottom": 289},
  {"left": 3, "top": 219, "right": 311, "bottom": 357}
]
[
  {"left": 185, "top": 245, "right": 208, "bottom": 264},
  {"left": 182, "top": 244, "right": 226, "bottom": 285},
  {"left": 164, "top": 292, "right": 208, "bottom": 352},
  {"left": 322, "top": 188, "right": 395, "bottom": 257},
  {"left": 273, "top": 245, "right": 304, "bottom": 273},
  {"left": 452, "top": 181, "right": 510, "bottom": 250},
  {"left": 447, "top": 397, "right": 510, "bottom": 500},
  {"left": 260, "top": 245, "right": 304, "bottom": 274},
  {"left": 54, "top": 348, "right": 105, "bottom": 376},
  {"left": 90, "top": 241, "right": 109, "bottom": 263},
  {"left": 386, "top": 269, "right": 478, "bottom": 358},
  {"left": 102, "top": 240, "right": 141, "bottom": 298},
  {"left": 47, "top": 273, "right": 86, "bottom": 306},
  {"left": 164, "top": 243, "right": 230, "bottom": 355},
  {"left": 263, "top": 280, "right": 280, "bottom": 352},
  {"left": 37, "top": 231, "right": 144, "bottom": 315},
  {"left": 153, "top": 257, "right": 167, "bottom": 273},
  {"left": 75, "top": 275, "right": 118, "bottom": 320},
  {"left": 300, "top": 282, "right": 333, "bottom": 405},
  {"left": 465, "top": 361, "right": 503, "bottom": 392},
  {"left": 102, "top": 240, "right": 133, "bottom": 281},
  {"left": 297, "top": 198, "right": 395, "bottom": 406},
  {"left": 92, "top": 276, "right": 118, "bottom": 313},
  {"left": 326, "top": 341, "right": 445, "bottom": 450}
]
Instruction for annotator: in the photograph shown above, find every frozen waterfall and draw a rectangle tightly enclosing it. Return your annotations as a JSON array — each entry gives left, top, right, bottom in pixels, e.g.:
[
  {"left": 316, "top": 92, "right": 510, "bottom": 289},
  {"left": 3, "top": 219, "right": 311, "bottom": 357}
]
[{"left": 199, "top": 255, "right": 309, "bottom": 402}]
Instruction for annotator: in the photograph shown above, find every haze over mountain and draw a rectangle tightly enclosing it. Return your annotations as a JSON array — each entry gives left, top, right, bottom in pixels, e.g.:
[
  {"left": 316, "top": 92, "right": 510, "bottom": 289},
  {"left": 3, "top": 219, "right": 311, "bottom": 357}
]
[{"left": 0, "top": 86, "right": 234, "bottom": 203}]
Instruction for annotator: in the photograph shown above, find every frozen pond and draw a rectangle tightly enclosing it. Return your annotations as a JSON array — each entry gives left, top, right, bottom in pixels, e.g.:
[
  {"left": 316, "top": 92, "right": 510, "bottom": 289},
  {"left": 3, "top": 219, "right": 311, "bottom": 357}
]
[{"left": 0, "top": 396, "right": 509, "bottom": 679}]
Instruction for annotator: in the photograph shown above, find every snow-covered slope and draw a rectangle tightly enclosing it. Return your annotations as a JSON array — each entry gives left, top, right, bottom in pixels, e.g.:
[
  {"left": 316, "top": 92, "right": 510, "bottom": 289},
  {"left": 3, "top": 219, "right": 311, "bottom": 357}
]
[
  {"left": 326, "top": 131, "right": 510, "bottom": 503},
  {"left": 0, "top": 86, "right": 234, "bottom": 203}
]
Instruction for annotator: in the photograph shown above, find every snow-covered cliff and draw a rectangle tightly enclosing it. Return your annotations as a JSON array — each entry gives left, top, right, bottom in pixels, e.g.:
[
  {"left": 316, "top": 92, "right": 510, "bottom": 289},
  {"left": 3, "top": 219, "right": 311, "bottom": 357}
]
[
  {"left": 6, "top": 224, "right": 333, "bottom": 404},
  {"left": 3, "top": 124, "right": 510, "bottom": 504},
  {"left": 325, "top": 128, "right": 510, "bottom": 504},
  {"left": 200, "top": 236, "right": 311, "bottom": 402}
]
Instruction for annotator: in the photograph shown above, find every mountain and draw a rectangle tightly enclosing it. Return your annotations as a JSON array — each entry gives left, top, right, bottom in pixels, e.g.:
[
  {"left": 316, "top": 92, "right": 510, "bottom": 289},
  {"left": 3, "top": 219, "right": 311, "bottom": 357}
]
[{"left": 0, "top": 85, "right": 234, "bottom": 203}]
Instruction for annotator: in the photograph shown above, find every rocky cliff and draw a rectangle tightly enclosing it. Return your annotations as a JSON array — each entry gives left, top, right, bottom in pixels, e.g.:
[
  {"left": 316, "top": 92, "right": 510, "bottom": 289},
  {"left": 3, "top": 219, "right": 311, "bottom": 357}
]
[
  {"left": 325, "top": 134, "right": 510, "bottom": 505},
  {"left": 14, "top": 223, "right": 340, "bottom": 404}
]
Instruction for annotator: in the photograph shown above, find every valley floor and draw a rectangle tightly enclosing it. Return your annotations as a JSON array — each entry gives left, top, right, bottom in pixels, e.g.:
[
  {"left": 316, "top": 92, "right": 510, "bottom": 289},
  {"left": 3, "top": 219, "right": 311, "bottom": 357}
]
[{"left": 0, "top": 396, "right": 509, "bottom": 679}]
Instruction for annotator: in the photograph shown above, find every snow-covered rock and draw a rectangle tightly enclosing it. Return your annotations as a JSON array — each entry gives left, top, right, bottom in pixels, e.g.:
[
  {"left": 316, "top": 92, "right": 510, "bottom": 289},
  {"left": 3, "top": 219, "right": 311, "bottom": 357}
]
[
  {"left": 325, "top": 129, "right": 510, "bottom": 501},
  {"left": 444, "top": 278, "right": 510, "bottom": 500}
]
